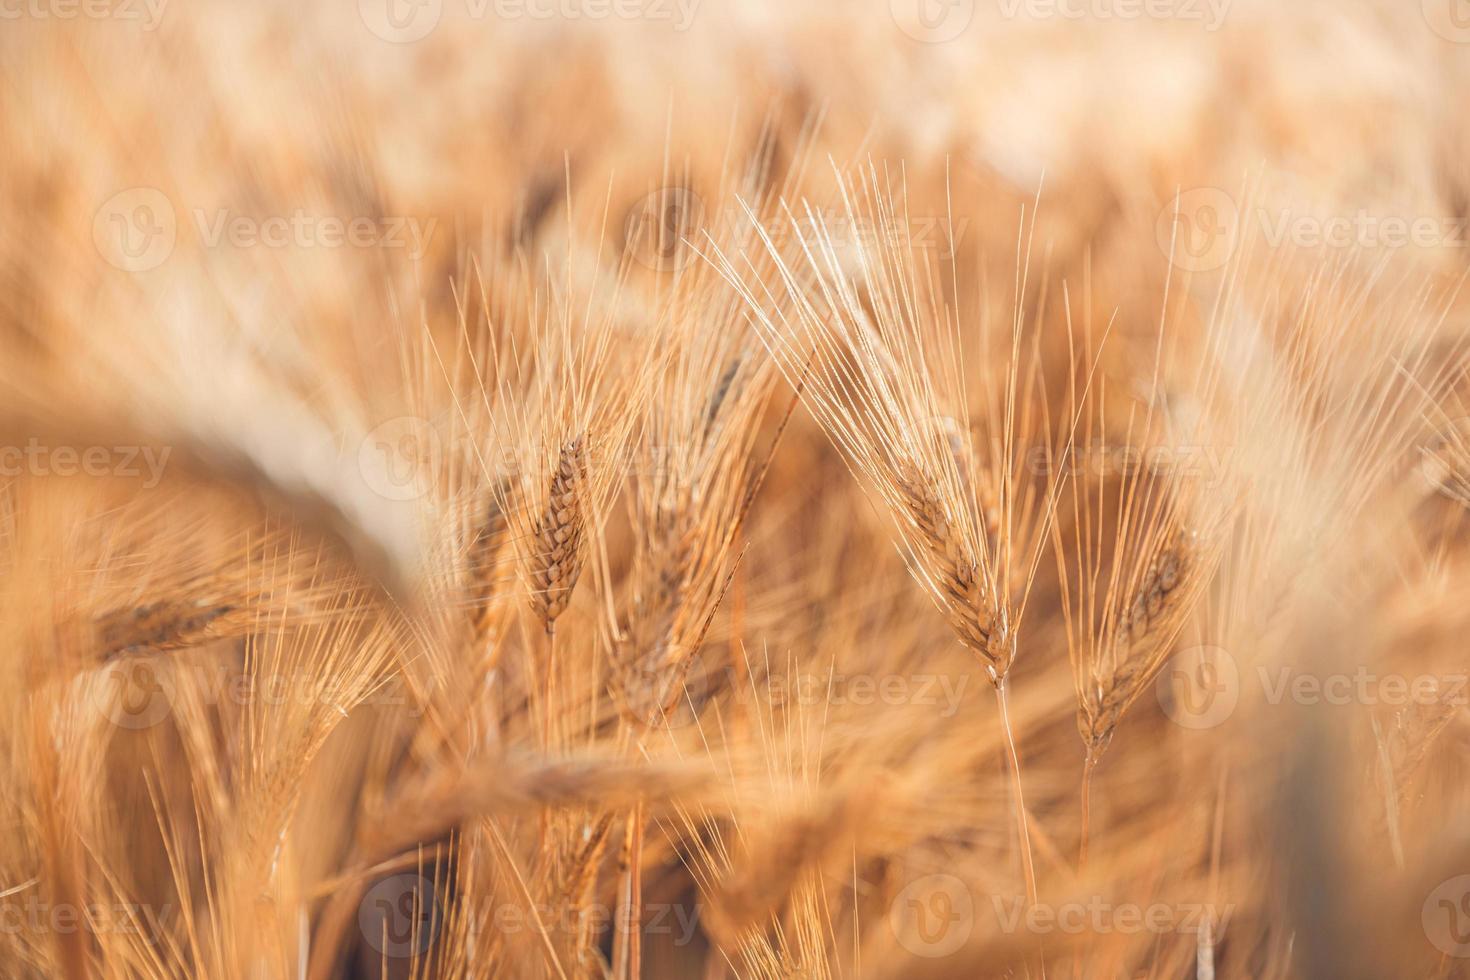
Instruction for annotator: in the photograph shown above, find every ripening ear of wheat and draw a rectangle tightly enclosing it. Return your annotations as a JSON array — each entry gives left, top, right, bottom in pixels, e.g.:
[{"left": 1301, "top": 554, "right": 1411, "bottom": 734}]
[
  {"left": 483, "top": 252, "right": 661, "bottom": 643},
  {"left": 1050, "top": 278, "right": 1238, "bottom": 868},
  {"left": 714, "top": 166, "right": 1075, "bottom": 682},
  {"left": 612, "top": 146, "right": 792, "bottom": 735},
  {"left": 712, "top": 163, "right": 1086, "bottom": 932}
]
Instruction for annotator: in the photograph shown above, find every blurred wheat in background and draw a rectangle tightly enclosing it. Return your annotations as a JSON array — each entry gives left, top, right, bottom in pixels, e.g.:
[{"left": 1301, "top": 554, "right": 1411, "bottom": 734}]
[{"left": 5, "top": 0, "right": 1470, "bottom": 977}]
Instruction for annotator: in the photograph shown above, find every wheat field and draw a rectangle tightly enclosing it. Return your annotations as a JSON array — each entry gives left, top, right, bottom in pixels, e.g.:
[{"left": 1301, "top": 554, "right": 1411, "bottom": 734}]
[{"left": 4, "top": 1, "right": 1470, "bottom": 977}]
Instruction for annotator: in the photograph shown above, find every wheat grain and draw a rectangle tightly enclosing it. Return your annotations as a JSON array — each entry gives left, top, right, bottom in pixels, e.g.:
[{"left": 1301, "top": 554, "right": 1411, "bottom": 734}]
[
  {"left": 530, "top": 437, "right": 589, "bottom": 634},
  {"left": 896, "top": 465, "right": 1007, "bottom": 670},
  {"left": 96, "top": 600, "right": 238, "bottom": 657}
]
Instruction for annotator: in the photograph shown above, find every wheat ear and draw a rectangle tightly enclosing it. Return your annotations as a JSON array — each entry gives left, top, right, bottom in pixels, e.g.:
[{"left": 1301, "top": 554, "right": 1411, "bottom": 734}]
[{"left": 530, "top": 436, "right": 589, "bottom": 634}]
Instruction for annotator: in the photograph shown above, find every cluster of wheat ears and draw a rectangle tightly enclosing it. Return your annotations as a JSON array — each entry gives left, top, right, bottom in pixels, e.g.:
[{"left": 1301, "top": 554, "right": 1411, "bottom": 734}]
[{"left": 7, "top": 4, "right": 1470, "bottom": 979}]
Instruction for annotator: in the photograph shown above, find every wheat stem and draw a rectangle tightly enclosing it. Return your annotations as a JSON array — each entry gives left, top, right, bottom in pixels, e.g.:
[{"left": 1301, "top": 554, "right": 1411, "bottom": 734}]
[
  {"left": 1079, "top": 747, "right": 1098, "bottom": 872},
  {"left": 995, "top": 675, "right": 1044, "bottom": 979}
]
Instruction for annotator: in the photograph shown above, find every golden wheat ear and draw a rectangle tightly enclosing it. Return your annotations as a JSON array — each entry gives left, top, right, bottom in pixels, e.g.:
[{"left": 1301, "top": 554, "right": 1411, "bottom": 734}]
[
  {"left": 612, "top": 194, "right": 789, "bottom": 730},
  {"left": 476, "top": 260, "right": 660, "bottom": 639},
  {"left": 527, "top": 434, "right": 590, "bottom": 634},
  {"left": 710, "top": 164, "right": 1085, "bottom": 941},
  {"left": 710, "top": 165, "right": 1073, "bottom": 685}
]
